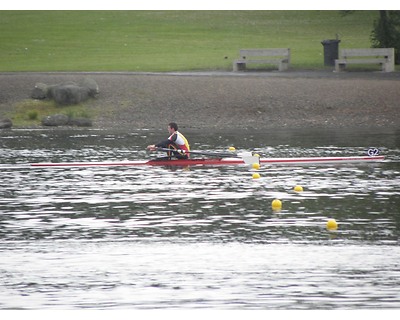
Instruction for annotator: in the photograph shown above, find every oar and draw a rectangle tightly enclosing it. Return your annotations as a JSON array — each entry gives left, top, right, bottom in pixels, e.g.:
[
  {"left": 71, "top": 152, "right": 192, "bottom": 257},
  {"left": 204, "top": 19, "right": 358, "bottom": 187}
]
[
  {"left": 155, "top": 147, "right": 236, "bottom": 158},
  {"left": 155, "top": 148, "right": 260, "bottom": 165}
]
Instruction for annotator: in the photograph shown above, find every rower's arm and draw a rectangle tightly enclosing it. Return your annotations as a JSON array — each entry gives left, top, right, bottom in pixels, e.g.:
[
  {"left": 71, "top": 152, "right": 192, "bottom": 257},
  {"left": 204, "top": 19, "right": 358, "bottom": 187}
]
[
  {"left": 155, "top": 133, "right": 176, "bottom": 148},
  {"left": 155, "top": 139, "right": 172, "bottom": 148}
]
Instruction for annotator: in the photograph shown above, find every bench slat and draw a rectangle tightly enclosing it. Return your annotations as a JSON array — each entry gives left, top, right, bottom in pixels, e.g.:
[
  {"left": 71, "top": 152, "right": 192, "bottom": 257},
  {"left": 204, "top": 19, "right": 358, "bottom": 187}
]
[
  {"left": 240, "top": 49, "right": 290, "bottom": 57},
  {"left": 236, "top": 59, "right": 289, "bottom": 64},
  {"left": 341, "top": 48, "right": 394, "bottom": 58},
  {"left": 336, "top": 58, "right": 387, "bottom": 64}
]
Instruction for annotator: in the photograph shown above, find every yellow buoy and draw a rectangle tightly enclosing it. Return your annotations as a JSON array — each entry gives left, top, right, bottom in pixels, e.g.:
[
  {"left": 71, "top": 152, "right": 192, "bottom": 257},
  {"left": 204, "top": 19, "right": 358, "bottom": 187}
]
[
  {"left": 326, "top": 219, "right": 338, "bottom": 231},
  {"left": 252, "top": 163, "right": 260, "bottom": 170},
  {"left": 229, "top": 146, "right": 236, "bottom": 151},
  {"left": 294, "top": 185, "right": 303, "bottom": 192},
  {"left": 271, "top": 199, "right": 282, "bottom": 210},
  {"left": 252, "top": 173, "right": 260, "bottom": 179}
]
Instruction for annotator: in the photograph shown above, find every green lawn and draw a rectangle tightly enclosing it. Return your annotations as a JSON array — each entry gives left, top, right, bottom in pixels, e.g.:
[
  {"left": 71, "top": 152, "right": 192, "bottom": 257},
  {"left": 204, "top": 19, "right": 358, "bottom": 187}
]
[{"left": 0, "top": 10, "right": 379, "bottom": 71}]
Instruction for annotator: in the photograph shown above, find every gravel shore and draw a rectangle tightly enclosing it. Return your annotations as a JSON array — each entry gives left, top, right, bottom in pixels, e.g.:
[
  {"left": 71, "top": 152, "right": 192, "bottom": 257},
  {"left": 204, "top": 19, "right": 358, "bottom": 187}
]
[{"left": 1, "top": 71, "right": 399, "bottom": 130}]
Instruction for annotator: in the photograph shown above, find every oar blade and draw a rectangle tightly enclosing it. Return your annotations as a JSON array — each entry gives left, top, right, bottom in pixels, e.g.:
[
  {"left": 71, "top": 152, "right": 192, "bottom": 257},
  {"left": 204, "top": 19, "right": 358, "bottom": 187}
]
[{"left": 239, "top": 152, "right": 260, "bottom": 165}]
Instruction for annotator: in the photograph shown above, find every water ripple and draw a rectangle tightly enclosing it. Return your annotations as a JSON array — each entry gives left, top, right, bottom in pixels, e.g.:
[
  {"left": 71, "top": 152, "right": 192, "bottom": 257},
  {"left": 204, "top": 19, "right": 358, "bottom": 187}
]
[{"left": 1, "top": 128, "right": 399, "bottom": 309}]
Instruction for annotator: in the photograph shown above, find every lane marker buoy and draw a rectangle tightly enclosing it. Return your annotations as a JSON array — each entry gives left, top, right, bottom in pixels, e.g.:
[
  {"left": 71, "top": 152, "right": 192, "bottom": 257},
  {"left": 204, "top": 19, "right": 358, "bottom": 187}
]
[
  {"left": 252, "top": 163, "right": 260, "bottom": 170},
  {"left": 252, "top": 173, "right": 260, "bottom": 179},
  {"left": 271, "top": 199, "right": 282, "bottom": 210},
  {"left": 294, "top": 185, "right": 303, "bottom": 192},
  {"left": 326, "top": 219, "right": 338, "bottom": 231}
]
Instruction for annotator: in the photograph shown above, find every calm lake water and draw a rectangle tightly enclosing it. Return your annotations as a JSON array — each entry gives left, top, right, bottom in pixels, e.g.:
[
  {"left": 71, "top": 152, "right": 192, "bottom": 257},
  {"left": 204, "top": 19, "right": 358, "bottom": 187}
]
[{"left": 1, "top": 127, "right": 399, "bottom": 310}]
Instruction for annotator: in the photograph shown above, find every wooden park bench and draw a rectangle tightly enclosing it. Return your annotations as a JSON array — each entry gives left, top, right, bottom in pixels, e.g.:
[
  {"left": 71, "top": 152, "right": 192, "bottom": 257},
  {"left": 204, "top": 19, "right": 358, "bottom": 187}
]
[
  {"left": 335, "top": 48, "right": 395, "bottom": 72},
  {"left": 233, "top": 48, "right": 290, "bottom": 72}
]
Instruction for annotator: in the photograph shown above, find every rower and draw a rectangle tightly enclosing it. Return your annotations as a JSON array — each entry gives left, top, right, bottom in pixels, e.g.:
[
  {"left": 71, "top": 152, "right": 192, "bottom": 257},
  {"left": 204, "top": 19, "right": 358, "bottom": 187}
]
[{"left": 146, "top": 122, "right": 190, "bottom": 159}]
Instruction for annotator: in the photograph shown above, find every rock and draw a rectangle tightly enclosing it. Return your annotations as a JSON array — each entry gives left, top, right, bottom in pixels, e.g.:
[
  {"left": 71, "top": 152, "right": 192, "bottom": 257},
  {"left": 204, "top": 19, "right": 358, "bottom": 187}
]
[
  {"left": 81, "top": 78, "right": 99, "bottom": 98},
  {"left": 46, "top": 84, "right": 59, "bottom": 99},
  {"left": 0, "top": 118, "right": 12, "bottom": 129},
  {"left": 69, "top": 117, "right": 93, "bottom": 127},
  {"left": 41, "top": 114, "right": 69, "bottom": 126},
  {"left": 52, "top": 84, "right": 90, "bottom": 105},
  {"left": 41, "top": 114, "right": 93, "bottom": 127},
  {"left": 30, "top": 79, "right": 99, "bottom": 105},
  {"left": 31, "top": 83, "right": 49, "bottom": 99}
]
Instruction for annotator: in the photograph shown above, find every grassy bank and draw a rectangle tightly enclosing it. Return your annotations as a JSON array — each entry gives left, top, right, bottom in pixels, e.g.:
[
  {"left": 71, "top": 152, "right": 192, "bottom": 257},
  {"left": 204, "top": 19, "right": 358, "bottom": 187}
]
[
  {"left": 0, "top": 11, "right": 379, "bottom": 72},
  {"left": 10, "top": 99, "right": 94, "bottom": 127}
]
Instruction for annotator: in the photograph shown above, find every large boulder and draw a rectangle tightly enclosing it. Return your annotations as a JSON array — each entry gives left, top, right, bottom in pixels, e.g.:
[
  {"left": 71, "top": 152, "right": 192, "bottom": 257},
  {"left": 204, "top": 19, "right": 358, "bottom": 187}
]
[
  {"left": 0, "top": 118, "right": 12, "bottom": 129},
  {"left": 52, "top": 84, "right": 89, "bottom": 105},
  {"left": 31, "top": 83, "right": 49, "bottom": 99},
  {"left": 81, "top": 77, "right": 100, "bottom": 98}
]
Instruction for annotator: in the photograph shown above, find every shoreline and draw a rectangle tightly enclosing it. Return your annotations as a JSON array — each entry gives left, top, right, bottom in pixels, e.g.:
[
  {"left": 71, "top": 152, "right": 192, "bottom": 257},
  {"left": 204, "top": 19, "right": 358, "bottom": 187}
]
[{"left": 1, "top": 71, "right": 399, "bottom": 130}]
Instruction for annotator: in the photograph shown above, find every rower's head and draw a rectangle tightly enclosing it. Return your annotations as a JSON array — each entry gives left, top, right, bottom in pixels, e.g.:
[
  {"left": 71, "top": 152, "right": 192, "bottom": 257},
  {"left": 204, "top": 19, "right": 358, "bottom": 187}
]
[{"left": 168, "top": 122, "right": 178, "bottom": 133}]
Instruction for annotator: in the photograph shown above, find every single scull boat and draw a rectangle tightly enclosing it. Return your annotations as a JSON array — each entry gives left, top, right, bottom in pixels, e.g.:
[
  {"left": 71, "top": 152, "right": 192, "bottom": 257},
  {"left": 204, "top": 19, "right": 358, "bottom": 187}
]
[{"left": 30, "top": 155, "right": 385, "bottom": 167}]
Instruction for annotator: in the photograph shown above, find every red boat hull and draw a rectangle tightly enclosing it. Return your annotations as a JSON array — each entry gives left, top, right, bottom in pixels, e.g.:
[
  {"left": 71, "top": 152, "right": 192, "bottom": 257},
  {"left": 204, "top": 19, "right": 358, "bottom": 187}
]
[{"left": 30, "top": 155, "right": 385, "bottom": 167}]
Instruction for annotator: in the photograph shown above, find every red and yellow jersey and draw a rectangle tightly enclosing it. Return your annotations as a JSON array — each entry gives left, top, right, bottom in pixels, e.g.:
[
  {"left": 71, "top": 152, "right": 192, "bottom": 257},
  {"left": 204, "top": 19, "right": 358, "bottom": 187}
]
[{"left": 169, "top": 131, "right": 190, "bottom": 152}]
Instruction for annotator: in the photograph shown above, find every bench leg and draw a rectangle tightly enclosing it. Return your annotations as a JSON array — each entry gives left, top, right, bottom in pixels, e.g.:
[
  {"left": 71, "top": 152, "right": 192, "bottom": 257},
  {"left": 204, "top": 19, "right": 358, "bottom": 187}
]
[
  {"left": 382, "top": 62, "right": 394, "bottom": 72},
  {"left": 233, "top": 62, "right": 246, "bottom": 72},
  {"left": 279, "top": 61, "right": 288, "bottom": 71},
  {"left": 334, "top": 61, "right": 345, "bottom": 72}
]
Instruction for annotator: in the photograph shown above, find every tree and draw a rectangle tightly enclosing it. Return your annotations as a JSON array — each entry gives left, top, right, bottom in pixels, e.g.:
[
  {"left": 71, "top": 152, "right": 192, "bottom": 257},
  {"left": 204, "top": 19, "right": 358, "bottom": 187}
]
[{"left": 370, "top": 11, "right": 400, "bottom": 64}]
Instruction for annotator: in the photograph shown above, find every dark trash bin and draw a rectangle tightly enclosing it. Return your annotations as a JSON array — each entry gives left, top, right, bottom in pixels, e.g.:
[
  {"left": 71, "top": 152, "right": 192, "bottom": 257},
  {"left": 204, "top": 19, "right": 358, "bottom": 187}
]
[{"left": 321, "top": 39, "right": 340, "bottom": 66}]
